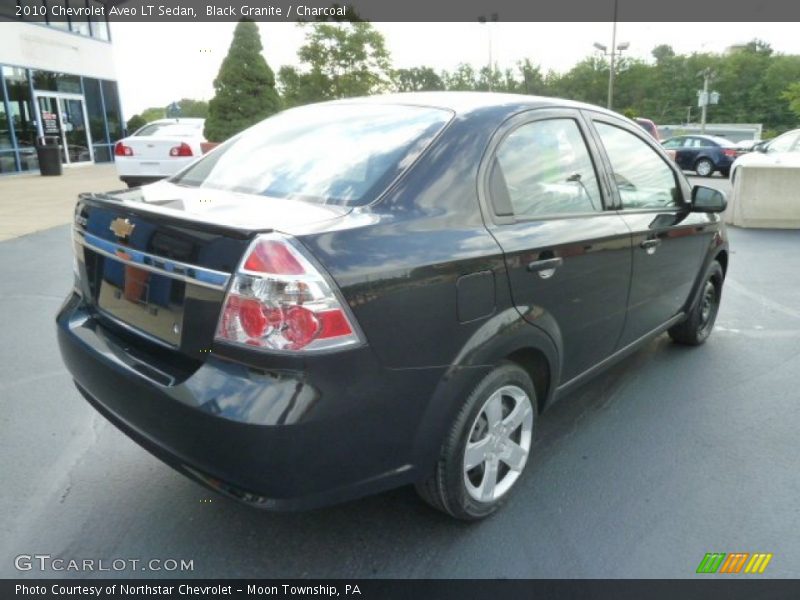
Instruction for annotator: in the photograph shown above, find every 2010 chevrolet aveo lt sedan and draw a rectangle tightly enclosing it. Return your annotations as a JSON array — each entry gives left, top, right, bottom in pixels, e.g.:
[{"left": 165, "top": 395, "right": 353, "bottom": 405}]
[{"left": 57, "top": 93, "right": 729, "bottom": 520}]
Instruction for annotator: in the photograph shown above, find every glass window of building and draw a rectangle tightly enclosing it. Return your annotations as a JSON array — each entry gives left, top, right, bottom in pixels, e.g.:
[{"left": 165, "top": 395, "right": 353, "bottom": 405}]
[
  {"left": 0, "top": 81, "right": 17, "bottom": 173},
  {"left": 46, "top": 0, "right": 72, "bottom": 31},
  {"left": 3, "top": 66, "right": 39, "bottom": 170},
  {"left": 101, "top": 80, "right": 123, "bottom": 141},
  {"left": 31, "top": 70, "right": 82, "bottom": 94},
  {"left": 0, "top": 83, "right": 13, "bottom": 150},
  {"left": 83, "top": 77, "right": 107, "bottom": 144},
  {"left": 88, "top": 1, "right": 110, "bottom": 40},
  {"left": 69, "top": 1, "right": 92, "bottom": 37},
  {"left": 83, "top": 77, "right": 112, "bottom": 162}
]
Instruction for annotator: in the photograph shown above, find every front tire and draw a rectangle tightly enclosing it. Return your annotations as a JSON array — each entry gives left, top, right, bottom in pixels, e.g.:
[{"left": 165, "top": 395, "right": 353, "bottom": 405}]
[
  {"left": 416, "top": 362, "right": 536, "bottom": 520},
  {"left": 695, "top": 158, "right": 714, "bottom": 177},
  {"left": 669, "top": 261, "right": 724, "bottom": 345}
]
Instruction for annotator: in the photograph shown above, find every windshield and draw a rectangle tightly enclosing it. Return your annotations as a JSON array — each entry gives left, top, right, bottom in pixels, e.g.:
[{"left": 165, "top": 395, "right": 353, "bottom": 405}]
[
  {"left": 135, "top": 122, "right": 203, "bottom": 137},
  {"left": 170, "top": 103, "right": 452, "bottom": 206}
]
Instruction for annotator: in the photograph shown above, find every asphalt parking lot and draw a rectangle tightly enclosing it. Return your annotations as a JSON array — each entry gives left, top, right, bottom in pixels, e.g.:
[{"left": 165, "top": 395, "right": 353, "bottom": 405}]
[{"left": 2, "top": 173, "right": 799, "bottom": 578}]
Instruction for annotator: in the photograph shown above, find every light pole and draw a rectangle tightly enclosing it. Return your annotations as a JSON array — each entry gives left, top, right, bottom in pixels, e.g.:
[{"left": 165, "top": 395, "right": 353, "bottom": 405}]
[
  {"left": 593, "top": 0, "right": 628, "bottom": 110},
  {"left": 478, "top": 13, "right": 498, "bottom": 91}
]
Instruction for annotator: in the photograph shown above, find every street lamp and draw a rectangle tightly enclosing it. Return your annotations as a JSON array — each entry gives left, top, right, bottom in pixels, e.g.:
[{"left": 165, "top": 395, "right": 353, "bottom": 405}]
[
  {"left": 593, "top": 0, "right": 628, "bottom": 110},
  {"left": 478, "top": 13, "right": 498, "bottom": 91}
]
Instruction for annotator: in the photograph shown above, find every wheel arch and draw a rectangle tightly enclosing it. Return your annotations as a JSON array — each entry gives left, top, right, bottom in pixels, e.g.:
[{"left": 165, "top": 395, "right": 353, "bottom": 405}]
[{"left": 410, "top": 309, "right": 562, "bottom": 476}]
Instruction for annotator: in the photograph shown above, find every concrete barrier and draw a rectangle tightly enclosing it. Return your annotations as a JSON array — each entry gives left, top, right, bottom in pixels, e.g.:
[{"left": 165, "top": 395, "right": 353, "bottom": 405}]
[{"left": 725, "top": 165, "right": 800, "bottom": 229}]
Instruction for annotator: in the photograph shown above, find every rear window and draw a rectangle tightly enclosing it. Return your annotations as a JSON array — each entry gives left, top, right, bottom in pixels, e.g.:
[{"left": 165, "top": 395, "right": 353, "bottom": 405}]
[
  {"left": 170, "top": 103, "right": 453, "bottom": 206},
  {"left": 134, "top": 122, "right": 203, "bottom": 137}
]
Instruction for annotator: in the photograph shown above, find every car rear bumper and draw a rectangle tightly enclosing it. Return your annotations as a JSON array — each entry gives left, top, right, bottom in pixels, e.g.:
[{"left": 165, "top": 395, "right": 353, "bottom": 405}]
[
  {"left": 115, "top": 156, "right": 194, "bottom": 179},
  {"left": 56, "top": 293, "right": 453, "bottom": 510}
]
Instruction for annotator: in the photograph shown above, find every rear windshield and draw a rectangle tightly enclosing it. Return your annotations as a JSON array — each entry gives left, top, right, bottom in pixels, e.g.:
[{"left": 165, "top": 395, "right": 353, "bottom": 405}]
[
  {"left": 170, "top": 103, "right": 452, "bottom": 206},
  {"left": 134, "top": 122, "right": 203, "bottom": 137}
]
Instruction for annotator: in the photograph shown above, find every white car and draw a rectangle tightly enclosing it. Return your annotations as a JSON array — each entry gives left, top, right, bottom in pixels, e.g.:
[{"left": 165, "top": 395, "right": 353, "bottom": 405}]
[
  {"left": 729, "top": 128, "right": 800, "bottom": 182},
  {"left": 114, "top": 118, "right": 206, "bottom": 187}
]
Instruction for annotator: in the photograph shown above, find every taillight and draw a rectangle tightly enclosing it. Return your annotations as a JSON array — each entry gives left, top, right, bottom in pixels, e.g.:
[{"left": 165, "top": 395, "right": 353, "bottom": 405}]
[
  {"left": 215, "top": 234, "right": 362, "bottom": 352},
  {"left": 169, "top": 142, "right": 193, "bottom": 157},
  {"left": 723, "top": 149, "right": 737, "bottom": 158},
  {"left": 114, "top": 142, "right": 133, "bottom": 157}
]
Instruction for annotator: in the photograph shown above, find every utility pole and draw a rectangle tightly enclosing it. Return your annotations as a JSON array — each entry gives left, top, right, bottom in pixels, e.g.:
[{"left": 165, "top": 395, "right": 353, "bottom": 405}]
[
  {"left": 608, "top": 0, "right": 618, "bottom": 110},
  {"left": 700, "top": 69, "right": 710, "bottom": 133},
  {"left": 697, "top": 68, "right": 719, "bottom": 134},
  {"left": 478, "top": 13, "right": 499, "bottom": 91}
]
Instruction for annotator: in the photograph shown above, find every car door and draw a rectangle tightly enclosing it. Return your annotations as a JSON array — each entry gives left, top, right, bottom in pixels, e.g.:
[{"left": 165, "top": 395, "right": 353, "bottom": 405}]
[
  {"left": 587, "top": 115, "right": 711, "bottom": 346},
  {"left": 677, "top": 137, "right": 704, "bottom": 171},
  {"left": 482, "top": 109, "right": 632, "bottom": 382}
]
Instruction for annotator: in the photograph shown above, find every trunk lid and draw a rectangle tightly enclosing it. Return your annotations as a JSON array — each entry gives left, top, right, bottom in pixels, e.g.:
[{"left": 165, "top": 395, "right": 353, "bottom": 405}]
[
  {"left": 125, "top": 136, "right": 191, "bottom": 160},
  {"left": 73, "top": 181, "right": 351, "bottom": 361}
]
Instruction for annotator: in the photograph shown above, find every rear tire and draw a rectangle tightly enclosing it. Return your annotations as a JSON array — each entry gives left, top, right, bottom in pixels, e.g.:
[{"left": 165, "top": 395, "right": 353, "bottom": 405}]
[
  {"left": 416, "top": 362, "right": 536, "bottom": 520},
  {"left": 669, "top": 261, "right": 724, "bottom": 345},
  {"left": 695, "top": 158, "right": 714, "bottom": 177}
]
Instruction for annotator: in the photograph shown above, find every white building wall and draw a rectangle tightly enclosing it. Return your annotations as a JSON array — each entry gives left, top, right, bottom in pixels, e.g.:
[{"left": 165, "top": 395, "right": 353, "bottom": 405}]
[{"left": 0, "top": 21, "right": 115, "bottom": 80}]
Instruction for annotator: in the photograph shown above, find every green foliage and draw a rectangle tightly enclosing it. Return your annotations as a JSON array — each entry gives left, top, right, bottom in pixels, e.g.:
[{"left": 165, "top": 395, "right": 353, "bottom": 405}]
[
  {"left": 394, "top": 67, "right": 445, "bottom": 92},
  {"left": 277, "top": 28, "right": 800, "bottom": 134},
  {"left": 783, "top": 82, "right": 800, "bottom": 120},
  {"left": 140, "top": 107, "right": 165, "bottom": 123},
  {"left": 204, "top": 20, "right": 281, "bottom": 142},
  {"left": 126, "top": 114, "right": 146, "bottom": 133},
  {"left": 278, "top": 21, "right": 392, "bottom": 107},
  {"left": 175, "top": 98, "right": 209, "bottom": 119}
]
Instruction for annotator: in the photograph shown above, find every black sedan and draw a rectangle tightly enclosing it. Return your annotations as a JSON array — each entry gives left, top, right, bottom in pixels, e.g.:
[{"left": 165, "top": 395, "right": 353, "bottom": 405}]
[
  {"left": 57, "top": 93, "right": 729, "bottom": 520},
  {"left": 662, "top": 134, "right": 739, "bottom": 177}
]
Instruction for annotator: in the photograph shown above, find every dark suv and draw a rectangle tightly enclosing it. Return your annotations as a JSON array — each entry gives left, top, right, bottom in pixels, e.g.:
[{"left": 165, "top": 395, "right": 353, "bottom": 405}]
[{"left": 57, "top": 93, "right": 729, "bottom": 520}]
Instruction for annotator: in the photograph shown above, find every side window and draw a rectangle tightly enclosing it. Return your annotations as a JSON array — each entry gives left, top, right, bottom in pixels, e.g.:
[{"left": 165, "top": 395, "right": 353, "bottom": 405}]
[
  {"left": 493, "top": 118, "right": 603, "bottom": 218},
  {"left": 662, "top": 138, "right": 683, "bottom": 150},
  {"left": 595, "top": 122, "right": 681, "bottom": 210}
]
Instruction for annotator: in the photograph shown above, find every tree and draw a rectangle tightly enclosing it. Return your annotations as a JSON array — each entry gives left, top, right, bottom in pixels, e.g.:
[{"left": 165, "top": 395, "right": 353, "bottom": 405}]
[
  {"left": 204, "top": 20, "right": 281, "bottom": 142},
  {"left": 141, "top": 107, "right": 165, "bottom": 123},
  {"left": 278, "top": 21, "right": 392, "bottom": 106},
  {"left": 126, "top": 114, "right": 146, "bottom": 132},
  {"left": 394, "top": 67, "right": 444, "bottom": 92},
  {"left": 176, "top": 98, "right": 209, "bottom": 119},
  {"left": 783, "top": 82, "right": 800, "bottom": 120}
]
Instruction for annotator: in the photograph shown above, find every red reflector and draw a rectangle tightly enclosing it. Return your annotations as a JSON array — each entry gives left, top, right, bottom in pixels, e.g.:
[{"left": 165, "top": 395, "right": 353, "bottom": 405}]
[
  {"left": 243, "top": 240, "right": 305, "bottom": 274},
  {"left": 318, "top": 309, "right": 354, "bottom": 339}
]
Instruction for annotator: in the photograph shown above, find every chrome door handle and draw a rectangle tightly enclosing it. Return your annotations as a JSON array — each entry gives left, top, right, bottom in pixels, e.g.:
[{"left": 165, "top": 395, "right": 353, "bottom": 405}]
[
  {"left": 527, "top": 257, "right": 563, "bottom": 279},
  {"left": 640, "top": 238, "right": 662, "bottom": 254}
]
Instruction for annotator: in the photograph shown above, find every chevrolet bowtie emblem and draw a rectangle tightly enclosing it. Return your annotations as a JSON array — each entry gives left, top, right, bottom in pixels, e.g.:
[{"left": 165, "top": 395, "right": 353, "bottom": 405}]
[{"left": 109, "top": 217, "right": 135, "bottom": 240}]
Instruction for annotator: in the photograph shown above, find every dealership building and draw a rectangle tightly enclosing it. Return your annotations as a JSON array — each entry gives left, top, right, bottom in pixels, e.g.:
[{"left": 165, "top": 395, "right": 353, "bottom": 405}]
[{"left": 0, "top": 6, "right": 123, "bottom": 175}]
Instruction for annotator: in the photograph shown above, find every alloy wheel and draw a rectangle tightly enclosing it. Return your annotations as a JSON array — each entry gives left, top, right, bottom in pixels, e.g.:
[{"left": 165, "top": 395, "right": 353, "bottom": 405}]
[{"left": 463, "top": 385, "right": 533, "bottom": 502}]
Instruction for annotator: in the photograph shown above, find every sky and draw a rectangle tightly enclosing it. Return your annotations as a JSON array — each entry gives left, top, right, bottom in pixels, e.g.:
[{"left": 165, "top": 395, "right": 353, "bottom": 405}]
[{"left": 111, "top": 22, "right": 800, "bottom": 118}]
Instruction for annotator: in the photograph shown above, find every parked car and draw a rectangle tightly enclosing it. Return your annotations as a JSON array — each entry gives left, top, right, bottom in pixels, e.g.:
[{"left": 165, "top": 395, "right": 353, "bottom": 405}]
[
  {"left": 57, "top": 93, "right": 729, "bottom": 520},
  {"left": 634, "top": 117, "right": 660, "bottom": 141},
  {"left": 114, "top": 118, "right": 205, "bottom": 188},
  {"left": 661, "top": 134, "right": 739, "bottom": 177},
  {"left": 729, "top": 128, "right": 800, "bottom": 182}
]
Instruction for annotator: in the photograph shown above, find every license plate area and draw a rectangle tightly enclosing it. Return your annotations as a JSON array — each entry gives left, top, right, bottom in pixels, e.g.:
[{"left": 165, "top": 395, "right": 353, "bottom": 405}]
[{"left": 96, "top": 252, "right": 185, "bottom": 347}]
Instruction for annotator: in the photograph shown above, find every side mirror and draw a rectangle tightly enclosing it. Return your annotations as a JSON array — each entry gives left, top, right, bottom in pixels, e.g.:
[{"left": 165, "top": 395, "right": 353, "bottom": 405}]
[{"left": 691, "top": 185, "right": 727, "bottom": 213}]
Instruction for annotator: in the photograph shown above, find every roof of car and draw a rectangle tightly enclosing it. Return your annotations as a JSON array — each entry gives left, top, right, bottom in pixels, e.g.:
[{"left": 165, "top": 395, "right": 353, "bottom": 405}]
[{"left": 326, "top": 91, "right": 618, "bottom": 119}]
